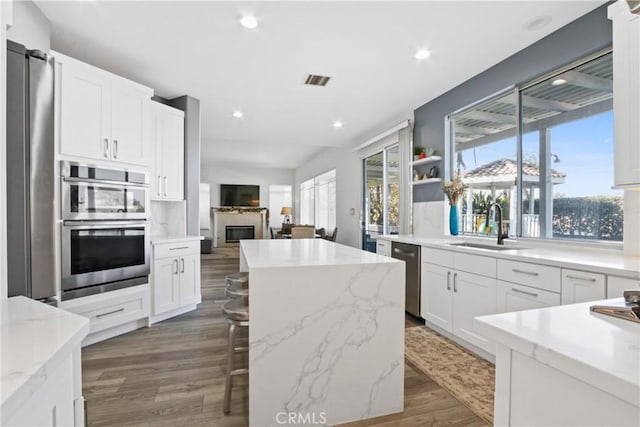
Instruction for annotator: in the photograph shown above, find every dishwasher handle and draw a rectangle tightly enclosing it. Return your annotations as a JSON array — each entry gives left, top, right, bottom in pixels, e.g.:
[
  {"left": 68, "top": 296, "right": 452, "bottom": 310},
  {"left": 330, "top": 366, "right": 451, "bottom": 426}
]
[{"left": 392, "top": 247, "right": 417, "bottom": 258}]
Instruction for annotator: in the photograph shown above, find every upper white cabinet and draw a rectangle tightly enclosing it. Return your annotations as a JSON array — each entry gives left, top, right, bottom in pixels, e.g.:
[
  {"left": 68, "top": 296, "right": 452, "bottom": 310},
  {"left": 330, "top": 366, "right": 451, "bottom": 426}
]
[
  {"left": 55, "top": 51, "right": 153, "bottom": 167},
  {"left": 609, "top": 1, "right": 640, "bottom": 188},
  {"left": 151, "top": 102, "right": 185, "bottom": 201}
]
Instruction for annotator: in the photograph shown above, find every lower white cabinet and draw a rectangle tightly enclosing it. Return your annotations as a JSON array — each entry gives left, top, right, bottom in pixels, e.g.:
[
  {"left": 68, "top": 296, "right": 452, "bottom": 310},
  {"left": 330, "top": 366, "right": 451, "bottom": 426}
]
[
  {"left": 152, "top": 241, "right": 201, "bottom": 321},
  {"left": 376, "top": 239, "right": 390, "bottom": 256},
  {"left": 61, "top": 284, "right": 150, "bottom": 346},
  {"left": 561, "top": 269, "right": 606, "bottom": 304},
  {"left": 497, "top": 281, "right": 560, "bottom": 312},
  {"left": 607, "top": 276, "right": 640, "bottom": 298},
  {"left": 421, "top": 261, "right": 497, "bottom": 354}
]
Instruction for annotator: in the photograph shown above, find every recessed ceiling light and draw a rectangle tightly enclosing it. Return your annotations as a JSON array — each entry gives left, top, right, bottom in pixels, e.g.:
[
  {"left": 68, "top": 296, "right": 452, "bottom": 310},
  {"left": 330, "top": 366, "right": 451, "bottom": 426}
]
[
  {"left": 232, "top": 111, "right": 244, "bottom": 118},
  {"left": 240, "top": 15, "right": 258, "bottom": 29},
  {"left": 551, "top": 78, "right": 567, "bottom": 86},
  {"left": 524, "top": 15, "right": 551, "bottom": 31},
  {"left": 415, "top": 49, "right": 431, "bottom": 61},
  {"left": 333, "top": 121, "right": 343, "bottom": 128}
]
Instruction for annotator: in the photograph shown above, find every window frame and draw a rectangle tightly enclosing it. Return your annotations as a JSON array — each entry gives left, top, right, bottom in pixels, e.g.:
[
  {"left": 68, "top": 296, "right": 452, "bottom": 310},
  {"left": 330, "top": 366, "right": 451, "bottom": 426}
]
[{"left": 446, "top": 48, "right": 620, "bottom": 246}]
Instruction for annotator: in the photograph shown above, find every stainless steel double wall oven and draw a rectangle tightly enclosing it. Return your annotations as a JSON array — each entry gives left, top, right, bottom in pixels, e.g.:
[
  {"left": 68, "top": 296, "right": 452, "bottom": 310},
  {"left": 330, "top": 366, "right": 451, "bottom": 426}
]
[{"left": 60, "top": 161, "right": 151, "bottom": 300}]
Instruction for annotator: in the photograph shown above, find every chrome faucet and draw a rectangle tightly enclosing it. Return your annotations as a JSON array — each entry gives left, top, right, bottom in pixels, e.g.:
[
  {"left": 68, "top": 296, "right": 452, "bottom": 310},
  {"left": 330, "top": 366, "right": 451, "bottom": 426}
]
[{"left": 485, "top": 202, "right": 509, "bottom": 245}]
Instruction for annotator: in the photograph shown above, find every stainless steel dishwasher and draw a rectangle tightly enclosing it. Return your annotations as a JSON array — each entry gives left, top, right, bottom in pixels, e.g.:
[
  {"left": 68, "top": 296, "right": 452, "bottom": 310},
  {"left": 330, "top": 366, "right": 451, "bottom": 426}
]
[{"left": 391, "top": 242, "right": 421, "bottom": 317}]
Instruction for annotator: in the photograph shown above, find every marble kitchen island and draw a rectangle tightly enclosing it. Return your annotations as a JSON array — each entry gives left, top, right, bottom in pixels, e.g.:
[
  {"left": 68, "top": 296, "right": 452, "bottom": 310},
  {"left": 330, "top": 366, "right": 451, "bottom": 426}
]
[
  {"left": 475, "top": 299, "right": 640, "bottom": 426},
  {"left": 240, "top": 239, "right": 405, "bottom": 426}
]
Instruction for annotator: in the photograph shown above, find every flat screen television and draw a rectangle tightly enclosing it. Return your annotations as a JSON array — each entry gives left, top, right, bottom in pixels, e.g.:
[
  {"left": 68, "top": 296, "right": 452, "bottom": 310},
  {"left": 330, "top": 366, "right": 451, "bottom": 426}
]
[{"left": 220, "top": 184, "right": 260, "bottom": 207}]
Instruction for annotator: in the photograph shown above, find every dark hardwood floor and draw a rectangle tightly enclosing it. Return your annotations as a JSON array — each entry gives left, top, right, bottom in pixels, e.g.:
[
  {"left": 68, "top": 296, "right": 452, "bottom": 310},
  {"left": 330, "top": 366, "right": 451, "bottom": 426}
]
[{"left": 81, "top": 247, "right": 487, "bottom": 427}]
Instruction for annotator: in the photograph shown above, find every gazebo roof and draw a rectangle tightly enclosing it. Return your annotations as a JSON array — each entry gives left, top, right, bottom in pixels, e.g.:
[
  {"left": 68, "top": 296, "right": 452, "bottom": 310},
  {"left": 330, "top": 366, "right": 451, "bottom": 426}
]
[{"left": 463, "top": 158, "right": 566, "bottom": 187}]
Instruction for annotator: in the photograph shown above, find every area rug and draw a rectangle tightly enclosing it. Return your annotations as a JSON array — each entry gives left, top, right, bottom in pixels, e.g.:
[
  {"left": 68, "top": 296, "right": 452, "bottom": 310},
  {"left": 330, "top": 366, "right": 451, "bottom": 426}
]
[{"left": 405, "top": 326, "right": 495, "bottom": 424}]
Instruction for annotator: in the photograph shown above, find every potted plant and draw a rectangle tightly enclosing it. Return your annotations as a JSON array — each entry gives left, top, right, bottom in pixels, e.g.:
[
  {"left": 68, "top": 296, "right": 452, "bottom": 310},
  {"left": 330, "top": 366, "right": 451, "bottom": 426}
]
[
  {"left": 413, "top": 146, "right": 424, "bottom": 160},
  {"left": 442, "top": 173, "right": 466, "bottom": 236}
]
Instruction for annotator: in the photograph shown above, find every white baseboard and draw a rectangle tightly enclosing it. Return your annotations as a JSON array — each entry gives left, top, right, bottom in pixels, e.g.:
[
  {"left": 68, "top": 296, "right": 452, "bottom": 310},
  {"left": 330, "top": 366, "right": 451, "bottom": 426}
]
[
  {"left": 149, "top": 304, "right": 198, "bottom": 325},
  {"left": 422, "top": 320, "right": 496, "bottom": 364}
]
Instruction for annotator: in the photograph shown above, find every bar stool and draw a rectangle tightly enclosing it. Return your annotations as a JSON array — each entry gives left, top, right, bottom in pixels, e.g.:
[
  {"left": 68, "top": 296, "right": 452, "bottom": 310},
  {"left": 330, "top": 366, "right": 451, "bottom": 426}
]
[
  {"left": 225, "top": 272, "right": 248, "bottom": 288},
  {"left": 222, "top": 278, "right": 249, "bottom": 415}
]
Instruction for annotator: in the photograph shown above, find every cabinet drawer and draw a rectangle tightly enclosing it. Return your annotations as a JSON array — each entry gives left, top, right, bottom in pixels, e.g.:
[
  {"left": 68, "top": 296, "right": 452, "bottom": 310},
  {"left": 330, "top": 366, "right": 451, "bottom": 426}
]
[
  {"left": 61, "top": 285, "right": 150, "bottom": 334},
  {"left": 154, "top": 240, "right": 199, "bottom": 259},
  {"left": 452, "top": 253, "right": 496, "bottom": 278},
  {"left": 422, "top": 247, "right": 453, "bottom": 267},
  {"left": 497, "top": 280, "right": 560, "bottom": 313},
  {"left": 376, "top": 239, "right": 390, "bottom": 256},
  {"left": 607, "top": 276, "right": 640, "bottom": 298},
  {"left": 498, "top": 259, "right": 561, "bottom": 293},
  {"left": 561, "top": 269, "right": 606, "bottom": 304}
]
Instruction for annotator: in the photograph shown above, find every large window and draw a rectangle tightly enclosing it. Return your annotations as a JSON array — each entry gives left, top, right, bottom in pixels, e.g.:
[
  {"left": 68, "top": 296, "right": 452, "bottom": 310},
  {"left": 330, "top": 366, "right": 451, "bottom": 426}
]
[
  {"left": 299, "top": 170, "right": 336, "bottom": 229},
  {"left": 451, "top": 51, "right": 621, "bottom": 242}
]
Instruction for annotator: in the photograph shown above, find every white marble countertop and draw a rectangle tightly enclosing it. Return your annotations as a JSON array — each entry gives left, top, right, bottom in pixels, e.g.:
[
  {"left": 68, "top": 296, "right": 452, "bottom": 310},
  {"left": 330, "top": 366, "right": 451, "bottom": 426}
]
[
  {"left": 377, "top": 234, "right": 640, "bottom": 279},
  {"left": 1, "top": 296, "right": 89, "bottom": 415},
  {"left": 475, "top": 298, "right": 640, "bottom": 407},
  {"left": 150, "top": 235, "right": 204, "bottom": 245},
  {"left": 241, "top": 239, "right": 402, "bottom": 269}
]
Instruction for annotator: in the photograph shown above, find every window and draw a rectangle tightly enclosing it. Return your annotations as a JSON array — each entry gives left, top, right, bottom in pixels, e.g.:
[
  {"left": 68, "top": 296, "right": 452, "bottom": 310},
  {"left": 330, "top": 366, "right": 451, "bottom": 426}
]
[
  {"left": 299, "top": 169, "right": 336, "bottom": 229},
  {"left": 268, "top": 185, "right": 292, "bottom": 226},
  {"left": 451, "top": 51, "right": 621, "bottom": 242},
  {"left": 363, "top": 144, "right": 399, "bottom": 252}
]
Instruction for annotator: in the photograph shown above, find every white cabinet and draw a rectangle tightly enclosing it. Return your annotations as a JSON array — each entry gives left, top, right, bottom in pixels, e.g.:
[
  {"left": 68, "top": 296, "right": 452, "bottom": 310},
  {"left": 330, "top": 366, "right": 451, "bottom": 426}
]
[
  {"left": 421, "top": 249, "right": 497, "bottom": 354},
  {"left": 151, "top": 102, "right": 184, "bottom": 201},
  {"left": 452, "top": 271, "right": 497, "bottom": 352},
  {"left": 4, "top": 352, "right": 76, "bottom": 426},
  {"left": 497, "top": 259, "right": 561, "bottom": 312},
  {"left": 151, "top": 240, "right": 201, "bottom": 321},
  {"left": 60, "top": 285, "right": 150, "bottom": 346},
  {"left": 607, "top": 276, "right": 640, "bottom": 298},
  {"left": 376, "top": 239, "right": 390, "bottom": 256},
  {"left": 55, "top": 51, "right": 152, "bottom": 167},
  {"left": 421, "top": 263, "right": 452, "bottom": 331},
  {"left": 153, "top": 257, "right": 181, "bottom": 314},
  {"left": 497, "top": 281, "right": 561, "bottom": 312},
  {"left": 609, "top": 1, "right": 640, "bottom": 188},
  {"left": 561, "top": 269, "right": 606, "bottom": 304}
]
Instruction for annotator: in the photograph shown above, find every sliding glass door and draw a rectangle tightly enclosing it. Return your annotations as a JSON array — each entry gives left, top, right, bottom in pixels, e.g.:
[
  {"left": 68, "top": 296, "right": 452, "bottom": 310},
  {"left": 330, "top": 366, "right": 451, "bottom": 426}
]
[{"left": 362, "top": 145, "right": 399, "bottom": 252}]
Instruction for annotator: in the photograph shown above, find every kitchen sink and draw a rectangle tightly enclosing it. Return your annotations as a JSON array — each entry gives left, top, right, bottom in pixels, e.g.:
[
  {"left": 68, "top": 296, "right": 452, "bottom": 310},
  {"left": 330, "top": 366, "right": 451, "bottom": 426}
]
[{"left": 448, "top": 242, "right": 526, "bottom": 251}]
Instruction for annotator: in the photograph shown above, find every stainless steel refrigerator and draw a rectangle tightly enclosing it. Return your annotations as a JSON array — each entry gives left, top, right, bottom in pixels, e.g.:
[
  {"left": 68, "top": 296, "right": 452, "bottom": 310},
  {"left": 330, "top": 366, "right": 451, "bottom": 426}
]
[{"left": 6, "top": 40, "right": 56, "bottom": 300}]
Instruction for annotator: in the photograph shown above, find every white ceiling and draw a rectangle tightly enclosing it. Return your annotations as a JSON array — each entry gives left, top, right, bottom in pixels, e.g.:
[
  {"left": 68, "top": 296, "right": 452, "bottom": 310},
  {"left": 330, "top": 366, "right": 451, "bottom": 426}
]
[{"left": 35, "top": 1, "right": 606, "bottom": 169}]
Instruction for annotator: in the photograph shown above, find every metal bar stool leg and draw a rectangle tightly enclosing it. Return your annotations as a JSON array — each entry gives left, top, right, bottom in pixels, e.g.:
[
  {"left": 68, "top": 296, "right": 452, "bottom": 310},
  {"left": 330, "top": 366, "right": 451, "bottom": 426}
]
[{"left": 223, "top": 323, "right": 236, "bottom": 415}]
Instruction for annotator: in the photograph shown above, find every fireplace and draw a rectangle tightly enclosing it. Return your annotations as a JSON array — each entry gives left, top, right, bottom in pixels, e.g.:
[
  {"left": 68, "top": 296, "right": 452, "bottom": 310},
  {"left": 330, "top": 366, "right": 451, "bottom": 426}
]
[{"left": 226, "top": 225, "right": 255, "bottom": 243}]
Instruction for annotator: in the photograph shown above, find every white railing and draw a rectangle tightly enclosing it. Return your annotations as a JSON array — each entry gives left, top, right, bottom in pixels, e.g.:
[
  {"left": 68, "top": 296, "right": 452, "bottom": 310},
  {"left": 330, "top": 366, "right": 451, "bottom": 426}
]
[{"left": 460, "top": 213, "right": 540, "bottom": 237}]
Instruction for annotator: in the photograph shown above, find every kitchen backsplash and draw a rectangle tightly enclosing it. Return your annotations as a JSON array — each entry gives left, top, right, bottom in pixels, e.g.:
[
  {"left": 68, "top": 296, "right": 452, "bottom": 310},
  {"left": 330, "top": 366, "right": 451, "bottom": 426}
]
[
  {"left": 413, "top": 200, "right": 447, "bottom": 238},
  {"left": 151, "top": 200, "right": 186, "bottom": 238}
]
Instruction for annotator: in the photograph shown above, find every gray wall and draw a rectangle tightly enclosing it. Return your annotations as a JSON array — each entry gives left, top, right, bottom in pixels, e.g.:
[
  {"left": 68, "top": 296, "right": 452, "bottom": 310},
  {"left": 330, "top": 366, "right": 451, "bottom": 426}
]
[
  {"left": 7, "top": 0, "right": 50, "bottom": 51},
  {"left": 413, "top": 4, "right": 612, "bottom": 203},
  {"left": 168, "top": 96, "right": 201, "bottom": 236}
]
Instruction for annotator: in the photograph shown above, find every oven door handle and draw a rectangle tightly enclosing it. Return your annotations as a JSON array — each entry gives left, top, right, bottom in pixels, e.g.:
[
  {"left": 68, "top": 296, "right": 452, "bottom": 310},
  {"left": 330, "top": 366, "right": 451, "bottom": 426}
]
[
  {"left": 63, "top": 220, "right": 150, "bottom": 228},
  {"left": 63, "top": 176, "right": 150, "bottom": 188}
]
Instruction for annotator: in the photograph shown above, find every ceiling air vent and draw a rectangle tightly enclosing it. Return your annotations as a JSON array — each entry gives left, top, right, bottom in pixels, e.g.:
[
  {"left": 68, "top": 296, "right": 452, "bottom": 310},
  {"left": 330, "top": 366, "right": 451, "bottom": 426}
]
[{"left": 304, "top": 74, "right": 331, "bottom": 87}]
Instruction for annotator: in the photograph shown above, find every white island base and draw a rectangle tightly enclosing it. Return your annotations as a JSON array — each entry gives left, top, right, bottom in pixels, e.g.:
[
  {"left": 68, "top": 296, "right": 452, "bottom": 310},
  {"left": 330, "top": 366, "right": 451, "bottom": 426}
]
[
  {"left": 476, "top": 299, "right": 640, "bottom": 426},
  {"left": 240, "top": 239, "right": 405, "bottom": 426}
]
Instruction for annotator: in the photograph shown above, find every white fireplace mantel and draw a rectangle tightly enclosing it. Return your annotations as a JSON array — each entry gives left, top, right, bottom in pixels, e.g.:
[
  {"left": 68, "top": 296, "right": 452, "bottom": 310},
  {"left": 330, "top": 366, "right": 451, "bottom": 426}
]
[{"left": 212, "top": 208, "right": 267, "bottom": 247}]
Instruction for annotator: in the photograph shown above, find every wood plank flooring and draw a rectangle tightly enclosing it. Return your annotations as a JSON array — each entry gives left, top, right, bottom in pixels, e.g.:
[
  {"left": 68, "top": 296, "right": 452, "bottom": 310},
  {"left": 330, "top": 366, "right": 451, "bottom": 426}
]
[{"left": 81, "top": 247, "right": 487, "bottom": 427}]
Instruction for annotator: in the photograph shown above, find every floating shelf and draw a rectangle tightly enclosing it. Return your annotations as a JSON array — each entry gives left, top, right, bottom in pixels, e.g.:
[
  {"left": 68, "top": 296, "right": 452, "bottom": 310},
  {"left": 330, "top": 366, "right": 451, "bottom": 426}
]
[
  {"left": 412, "top": 156, "right": 442, "bottom": 167},
  {"left": 411, "top": 178, "right": 442, "bottom": 186}
]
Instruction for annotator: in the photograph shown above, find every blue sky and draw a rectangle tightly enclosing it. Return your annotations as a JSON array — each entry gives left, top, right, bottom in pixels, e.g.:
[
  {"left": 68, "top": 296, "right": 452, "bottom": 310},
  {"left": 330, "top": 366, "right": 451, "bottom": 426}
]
[{"left": 460, "top": 111, "right": 622, "bottom": 198}]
